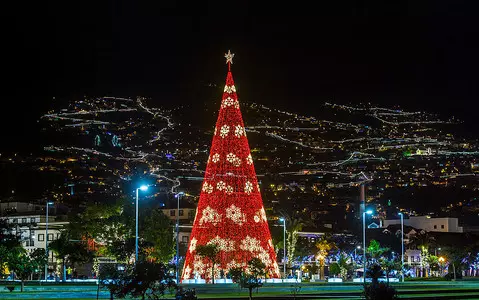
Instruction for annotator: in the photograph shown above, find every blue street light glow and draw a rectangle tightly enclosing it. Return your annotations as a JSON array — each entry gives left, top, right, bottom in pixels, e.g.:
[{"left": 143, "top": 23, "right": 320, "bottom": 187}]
[
  {"left": 366, "top": 210, "right": 373, "bottom": 215},
  {"left": 279, "top": 217, "right": 285, "bottom": 222},
  {"left": 47, "top": 202, "right": 54, "bottom": 205},
  {"left": 139, "top": 185, "right": 148, "bottom": 191}
]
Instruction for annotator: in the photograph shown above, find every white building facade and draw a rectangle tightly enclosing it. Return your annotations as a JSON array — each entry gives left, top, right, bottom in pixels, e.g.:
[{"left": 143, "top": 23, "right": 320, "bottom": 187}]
[{"left": 383, "top": 216, "right": 463, "bottom": 233}]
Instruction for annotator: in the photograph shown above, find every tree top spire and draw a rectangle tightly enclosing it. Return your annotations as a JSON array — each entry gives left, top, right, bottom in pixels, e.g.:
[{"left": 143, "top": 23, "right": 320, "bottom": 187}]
[{"left": 224, "top": 50, "right": 234, "bottom": 71}]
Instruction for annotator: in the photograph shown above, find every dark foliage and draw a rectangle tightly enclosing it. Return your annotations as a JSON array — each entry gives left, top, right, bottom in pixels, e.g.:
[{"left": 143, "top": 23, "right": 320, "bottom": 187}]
[{"left": 363, "top": 282, "right": 398, "bottom": 300}]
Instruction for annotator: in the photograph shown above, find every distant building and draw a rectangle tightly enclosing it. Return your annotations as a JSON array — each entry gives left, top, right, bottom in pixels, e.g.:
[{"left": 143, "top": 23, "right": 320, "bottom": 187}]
[
  {"left": 2, "top": 213, "right": 68, "bottom": 271},
  {"left": 0, "top": 201, "right": 52, "bottom": 215},
  {"left": 160, "top": 207, "right": 196, "bottom": 251},
  {"left": 382, "top": 216, "right": 463, "bottom": 233}
]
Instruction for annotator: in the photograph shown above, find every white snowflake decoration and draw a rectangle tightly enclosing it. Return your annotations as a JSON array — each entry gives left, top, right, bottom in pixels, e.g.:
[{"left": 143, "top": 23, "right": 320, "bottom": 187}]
[
  {"left": 268, "top": 239, "right": 273, "bottom": 248},
  {"left": 225, "top": 185, "right": 234, "bottom": 195},
  {"left": 189, "top": 237, "right": 197, "bottom": 253},
  {"left": 212, "top": 153, "right": 220, "bottom": 163},
  {"left": 221, "top": 97, "right": 239, "bottom": 109},
  {"left": 183, "top": 265, "right": 192, "bottom": 279},
  {"left": 208, "top": 236, "right": 235, "bottom": 252},
  {"left": 240, "top": 236, "right": 263, "bottom": 252},
  {"left": 202, "top": 182, "right": 213, "bottom": 194},
  {"left": 272, "top": 261, "right": 280, "bottom": 275},
  {"left": 254, "top": 208, "right": 267, "bottom": 223},
  {"left": 234, "top": 125, "right": 245, "bottom": 138},
  {"left": 258, "top": 250, "right": 272, "bottom": 266},
  {"left": 226, "top": 204, "right": 246, "bottom": 225},
  {"left": 226, "top": 153, "right": 241, "bottom": 167},
  {"left": 226, "top": 259, "right": 244, "bottom": 270},
  {"left": 224, "top": 85, "right": 236, "bottom": 93},
  {"left": 246, "top": 154, "right": 253, "bottom": 165},
  {"left": 206, "top": 266, "right": 221, "bottom": 281},
  {"left": 244, "top": 181, "right": 253, "bottom": 194},
  {"left": 199, "top": 206, "right": 222, "bottom": 225},
  {"left": 216, "top": 181, "right": 226, "bottom": 191},
  {"left": 260, "top": 208, "right": 267, "bottom": 221},
  {"left": 193, "top": 255, "right": 206, "bottom": 275},
  {"left": 220, "top": 125, "right": 230, "bottom": 138}
]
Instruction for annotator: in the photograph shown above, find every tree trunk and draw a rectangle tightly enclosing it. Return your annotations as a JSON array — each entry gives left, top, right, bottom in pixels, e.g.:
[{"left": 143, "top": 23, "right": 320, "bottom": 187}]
[
  {"left": 21, "top": 280, "right": 24, "bottom": 292},
  {"left": 453, "top": 263, "right": 456, "bottom": 281},
  {"left": 62, "top": 258, "right": 66, "bottom": 282},
  {"left": 249, "top": 287, "right": 253, "bottom": 300},
  {"left": 211, "top": 263, "right": 215, "bottom": 284}
]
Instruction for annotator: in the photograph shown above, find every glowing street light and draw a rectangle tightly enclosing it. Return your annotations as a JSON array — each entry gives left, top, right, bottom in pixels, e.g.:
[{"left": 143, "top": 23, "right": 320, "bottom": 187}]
[
  {"left": 398, "top": 212, "right": 405, "bottom": 282},
  {"left": 45, "top": 201, "right": 54, "bottom": 281},
  {"left": 135, "top": 185, "right": 149, "bottom": 263},
  {"left": 279, "top": 217, "right": 286, "bottom": 278},
  {"left": 175, "top": 191, "right": 185, "bottom": 284},
  {"left": 363, "top": 210, "right": 373, "bottom": 283}
]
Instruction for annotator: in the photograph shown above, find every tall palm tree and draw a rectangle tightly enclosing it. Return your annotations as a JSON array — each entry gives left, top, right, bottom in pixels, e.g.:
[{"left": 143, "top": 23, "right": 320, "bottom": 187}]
[
  {"left": 316, "top": 237, "right": 336, "bottom": 280},
  {"left": 283, "top": 214, "right": 314, "bottom": 268},
  {"left": 408, "top": 230, "right": 435, "bottom": 277}
]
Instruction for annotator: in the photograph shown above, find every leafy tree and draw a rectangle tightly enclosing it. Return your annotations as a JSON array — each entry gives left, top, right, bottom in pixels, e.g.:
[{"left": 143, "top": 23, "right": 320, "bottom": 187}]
[
  {"left": 367, "top": 240, "right": 389, "bottom": 264},
  {"left": 337, "top": 252, "right": 352, "bottom": 280},
  {"left": 104, "top": 261, "right": 177, "bottom": 300},
  {"left": 142, "top": 209, "right": 175, "bottom": 263},
  {"left": 7, "top": 248, "right": 47, "bottom": 292},
  {"left": 98, "top": 264, "right": 123, "bottom": 300},
  {"left": 284, "top": 215, "right": 314, "bottom": 267},
  {"left": 241, "top": 258, "right": 266, "bottom": 300},
  {"left": 49, "top": 230, "right": 94, "bottom": 281},
  {"left": 228, "top": 266, "right": 244, "bottom": 293},
  {"left": 316, "top": 237, "right": 336, "bottom": 279},
  {"left": 363, "top": 282, "right": 398, "bottom": 300},
  {"left": 379, "top": 257, "right": 401, "bottom": 283},
  {"left": 426, "top": 255, "right": 440, "bottom": 276},
  {"left": 0, "top": 219, "right": 22, "bottom": 277},
  {"left": 442, "top": 246, "right": 468, "bottom": 280},
  {"left": 69, "top": 198, "right": 131, "bottom": 260},
  {"left": 196, "top": 244, "right": 220, "bottom": 284},
  {"left": 409, "top": 230, "right": 435, "bottom": 277},
  {"left": 329, "top": 262, "right": 340, "bottom": 277},
  {"left": 366, "top": 264, "right": 384, "bottom": 286}
]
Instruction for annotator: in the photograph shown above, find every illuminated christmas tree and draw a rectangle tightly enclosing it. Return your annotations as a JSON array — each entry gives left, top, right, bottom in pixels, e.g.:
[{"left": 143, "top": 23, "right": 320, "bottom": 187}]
[{"left": 182, "top": 50, "right": 280, "bottom": 282}]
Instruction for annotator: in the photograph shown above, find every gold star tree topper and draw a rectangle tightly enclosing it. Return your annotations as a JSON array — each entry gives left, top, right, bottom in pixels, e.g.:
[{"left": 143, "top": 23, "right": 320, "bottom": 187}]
[{"left": 225, "top": 50, "right": 234, "bottom": 65}]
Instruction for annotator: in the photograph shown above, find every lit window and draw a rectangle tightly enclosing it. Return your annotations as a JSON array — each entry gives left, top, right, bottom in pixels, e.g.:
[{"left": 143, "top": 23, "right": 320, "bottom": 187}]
[
  {"left": 179, "top": 210, "right": 184, "bottom": 216},
  {"left": 38, "top": 234, "right": 44, "bottom": 241},
  {"left": 47, "top": 234, "right": 54, "bottom": 241},
  {"left": 170, "top": 210, "right": 175, "bottom": 217}
]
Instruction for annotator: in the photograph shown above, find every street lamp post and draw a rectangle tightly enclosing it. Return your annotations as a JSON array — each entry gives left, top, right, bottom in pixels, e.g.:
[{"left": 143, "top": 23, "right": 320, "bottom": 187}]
[
  {"left": 175, "top": 192, "right": 184, "bottom": 284},
  {"left": 279, "top": 218, "right": 286, "bottom": 278},
  {"left": 363, "top": 210, "right": 373, "bottom": 283},
  {"left": 45, "top": 201, "right": 54, "bottom": 281},
  {"left": 135, "top": 185, "right": 148, "bottom": 263},
  {"left": 399, "top": 212, "right": 405, "bottom": 282},
  {"left": 354, "top": 245, "right": 360, "bottom": 277}
]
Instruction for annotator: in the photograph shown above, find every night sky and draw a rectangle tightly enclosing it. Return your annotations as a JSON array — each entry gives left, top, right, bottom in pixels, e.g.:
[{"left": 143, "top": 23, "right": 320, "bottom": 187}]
[{"left": 4, "top": 2, "right": 479, "bottom": 152}]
